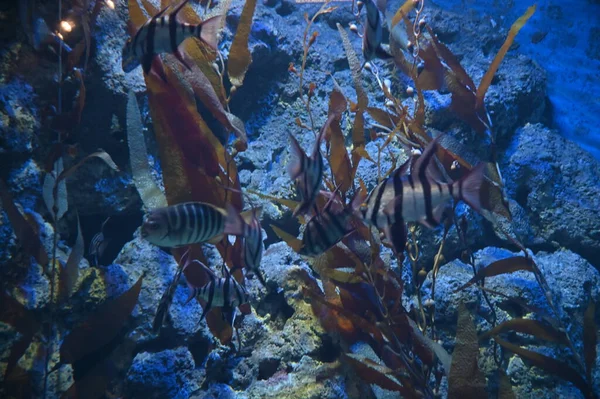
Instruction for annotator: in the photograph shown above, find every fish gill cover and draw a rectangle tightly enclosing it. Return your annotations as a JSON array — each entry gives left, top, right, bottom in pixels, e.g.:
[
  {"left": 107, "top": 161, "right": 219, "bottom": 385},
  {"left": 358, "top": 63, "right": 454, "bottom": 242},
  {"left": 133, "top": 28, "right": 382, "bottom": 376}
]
[{"left": 0, "top": 0, "right": 599, "bottom": 398}]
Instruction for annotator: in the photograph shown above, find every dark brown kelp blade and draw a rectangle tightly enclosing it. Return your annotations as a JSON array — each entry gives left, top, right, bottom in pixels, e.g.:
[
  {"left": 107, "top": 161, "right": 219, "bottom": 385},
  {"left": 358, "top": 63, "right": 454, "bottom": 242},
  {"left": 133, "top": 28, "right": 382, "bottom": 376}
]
[
  {"left": 145, "top": 62, "right": 220, "bottom": 177},
  {"left": 493, "top": 336, "right": 594, "bottom": 399},
  {"left": 61, "top": 358, "right": 112, "bottom": 399},
  {"left": 59, "top": 213, "right": 84, "bottom": 303},
  {"left": 180, "top": 54, "right": 248, "bottom": 150},
  {"left": 448, "top": 303, "right": 486, "bottom": 398},
  {"left": 584, "top": 300, "right": 597, "bottom": 384},
  {"left": 60, "top": 275, "right": 143, "bottom": 364},
  {"left": 454, "top": 256, "right": 533, "bottom": 292},
  {"left": 227, "top": 0, "right": 257, "bottom": 88},
  {"left": 498, "top": 370, "right": 516, "bottom": 399},
  {"left": 479, "top": 318, "right": 569, "bottom": 345},
  {"left": 344, "top": 353, "right": 409, "bottom": 394},
  {"left": 0, "top": 292, "right": 40, "bottom": 379},
  {"left": 0, "top": 178, "right": 49, "bottom": 266},
  {"left": 475, "top": 5, "right": 537, "bottom": 110}
]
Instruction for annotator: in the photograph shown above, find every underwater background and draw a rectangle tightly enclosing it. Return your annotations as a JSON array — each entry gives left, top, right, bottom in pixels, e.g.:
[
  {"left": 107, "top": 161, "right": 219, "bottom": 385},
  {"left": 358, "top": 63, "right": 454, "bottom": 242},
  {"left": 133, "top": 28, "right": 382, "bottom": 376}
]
[{"left": 1, "top": 0, "right": 599, "bottom": 398}]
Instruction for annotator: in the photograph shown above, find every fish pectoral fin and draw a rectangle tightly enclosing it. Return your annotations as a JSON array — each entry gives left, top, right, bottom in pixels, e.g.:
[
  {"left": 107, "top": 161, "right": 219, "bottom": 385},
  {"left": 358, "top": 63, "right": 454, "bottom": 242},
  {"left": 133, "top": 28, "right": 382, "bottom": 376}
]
[
  {"left": 432, "top": 203, "right": 450, "bottom": 225},
  {"left": 383, "top": 218, "right": 407, "bottom": 255}
]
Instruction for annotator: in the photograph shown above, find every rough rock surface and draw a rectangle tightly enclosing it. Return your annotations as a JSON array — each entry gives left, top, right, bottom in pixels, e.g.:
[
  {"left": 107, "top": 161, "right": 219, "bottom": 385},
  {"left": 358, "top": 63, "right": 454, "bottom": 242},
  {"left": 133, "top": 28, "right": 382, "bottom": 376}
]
[
  {"left": 423, "top": 247, "right": 600, "bottom": 398},
  {"left": 500, "top": 124, "right": 600, "bottom": 267}
]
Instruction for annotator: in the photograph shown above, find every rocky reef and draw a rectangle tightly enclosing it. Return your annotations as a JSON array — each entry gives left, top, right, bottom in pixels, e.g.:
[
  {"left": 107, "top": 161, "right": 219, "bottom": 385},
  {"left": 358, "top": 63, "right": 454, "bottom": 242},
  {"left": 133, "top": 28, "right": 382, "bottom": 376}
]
[{"left": 1, "top": 0, "right": 599, "bottom": 398}]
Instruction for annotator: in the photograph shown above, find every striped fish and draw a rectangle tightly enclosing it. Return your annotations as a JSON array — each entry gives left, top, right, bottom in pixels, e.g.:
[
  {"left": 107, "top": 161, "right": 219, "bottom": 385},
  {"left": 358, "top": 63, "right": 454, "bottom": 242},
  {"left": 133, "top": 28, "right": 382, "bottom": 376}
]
[
  {"left": 141, "top": 202, "right": 244, "bottom": 248},
  {"left": 89, "top": 216, "right": 110, "bottom": 266},
  {"left": 299, "top": 191, "right": 364, "bottom": 257},
  {"left": 240, "top": 207, "right": 267, "bottom": 288},
  {"left": 122, "top": 0, "right": 222, "bottom": 74},
  {"left": 287, "top": 131, "right": 325, "bottom": 217},
  {"left": 359, "top": 138, "right": 486, "bottom": 253},
  {"left": 362, "top": 0, "right": 392, "bottom": 63},
  {"left": 185, "top": 260, "right": 250, "bottom": 323}
]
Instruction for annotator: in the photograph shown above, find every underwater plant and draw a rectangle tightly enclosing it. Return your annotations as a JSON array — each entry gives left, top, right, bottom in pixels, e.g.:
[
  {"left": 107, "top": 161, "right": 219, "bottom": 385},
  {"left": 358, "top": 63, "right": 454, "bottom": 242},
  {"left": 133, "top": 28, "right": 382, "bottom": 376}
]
[{"left": 0, "top": 0, "right": 598, "bottom": 397}]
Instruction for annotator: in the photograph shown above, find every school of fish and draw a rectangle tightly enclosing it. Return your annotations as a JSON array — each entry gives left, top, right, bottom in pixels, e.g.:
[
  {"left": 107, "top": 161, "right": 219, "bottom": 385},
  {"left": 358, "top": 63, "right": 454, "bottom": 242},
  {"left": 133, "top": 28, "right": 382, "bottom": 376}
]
[{"left": 119, "top": 0, "right": 490, "bottom": 330}]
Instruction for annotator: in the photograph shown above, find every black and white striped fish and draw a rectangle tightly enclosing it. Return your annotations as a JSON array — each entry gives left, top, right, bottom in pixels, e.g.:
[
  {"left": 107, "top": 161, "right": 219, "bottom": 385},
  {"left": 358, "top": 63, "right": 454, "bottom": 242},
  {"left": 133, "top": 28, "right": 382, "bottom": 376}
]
[
  {"left": 141, "top": 202, "right": 244, "bottom": 248},
  {"left": 240, "top": 207, "right": 267, "bottom": 288},
  {"left": 288, "top": 130, "right": 325, "bottom": 217},
  {"left": 185, "top": 260, "right": 250, "bottom": 323},
  {"left": 89, "top": 216, "right": 110, "bottom": 266},
  {"left": 362, "top": 0, "right": 392, "bottom": 63},
  {"left": 122, "top": 0, "right": 222, "bottom": 74},
  {"left": 299, "top": 191, "right": 364, "bottom": 257},
  {"left": 359, "top": 138, "right": 486, "bottom": 253}
]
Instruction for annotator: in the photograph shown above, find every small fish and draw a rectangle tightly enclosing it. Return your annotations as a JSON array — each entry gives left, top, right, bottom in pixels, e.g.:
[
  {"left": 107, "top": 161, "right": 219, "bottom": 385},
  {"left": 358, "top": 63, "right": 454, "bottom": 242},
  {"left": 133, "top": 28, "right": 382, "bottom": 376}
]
[
  {"left": 240, "top": 207, "right": 267, "bottom": 288},
  {"left": 89, "top": 217, "right": 111, "bottom": 266},
  {"left": 185, "top": 260, "right": 250, "bottom": 324},
  {"left": 122, "top": 0, "right": 222, "bottom": 74},
  {"left": 362, "top": 0, "right": 392, "bottom": 63},
  {"left": 287, "top": 131, "right": 325, "bottom": 217},
  {"left": 359, "top": 137, "right": 486, "bottom": 253},
  {"left": 299, "top": 190, "right": 364, "bottom": 257},
  {"left": 141, "top": 202, "right": 244, "bottom": 248}
]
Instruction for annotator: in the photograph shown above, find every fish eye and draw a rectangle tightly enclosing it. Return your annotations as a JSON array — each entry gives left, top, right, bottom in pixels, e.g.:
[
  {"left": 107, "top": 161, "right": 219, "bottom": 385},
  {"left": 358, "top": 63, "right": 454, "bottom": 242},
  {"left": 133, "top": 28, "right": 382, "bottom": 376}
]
[{"left": 146, "top": 221, "right": 159, "bottom": 230}]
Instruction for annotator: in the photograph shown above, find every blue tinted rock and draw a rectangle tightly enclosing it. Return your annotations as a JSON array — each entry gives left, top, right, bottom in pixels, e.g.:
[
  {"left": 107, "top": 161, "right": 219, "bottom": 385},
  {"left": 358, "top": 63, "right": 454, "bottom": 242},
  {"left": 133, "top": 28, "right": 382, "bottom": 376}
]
[
  {"left": 126, "top": 347, "right": 200, "bottom": 399},
  {"left": 501, "top": 124, "right": 600, "bottom": 267}
]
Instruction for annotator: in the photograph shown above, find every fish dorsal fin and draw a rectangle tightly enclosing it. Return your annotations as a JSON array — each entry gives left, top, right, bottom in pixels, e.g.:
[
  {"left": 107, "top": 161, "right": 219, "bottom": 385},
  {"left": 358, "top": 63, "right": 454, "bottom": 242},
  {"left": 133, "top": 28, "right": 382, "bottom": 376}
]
[
  {"left": 392, "top": 156, "right": 412, "bottom": 179},
  {"left": 169, "top": 0, "right": 192, "bottom": 23},
  {"left": 240, "top": 206, "right": 263, "bottom": 225},
  {"left": 152, "top": 2, "right": 173, "bottom": 21},
  {"left": 411, "top": 137, "right": 440, "bottom": 180}
]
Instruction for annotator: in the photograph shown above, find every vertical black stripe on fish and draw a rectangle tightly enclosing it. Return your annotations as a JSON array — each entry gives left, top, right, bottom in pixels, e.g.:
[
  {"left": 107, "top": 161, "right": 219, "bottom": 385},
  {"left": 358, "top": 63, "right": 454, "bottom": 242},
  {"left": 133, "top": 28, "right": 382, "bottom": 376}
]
[
  {"left": 328, "top": 210, "right": 346, "bottom": 237},
  {"left": 312, "top": 217, "right": 331, "bottom": 252},
  {"left": 132, "top": 24, "right": 144, "bottom": 57},
  {"left": 187, "top": 203, "right": 196, "bottom": 244},
  {"left": 371, "top": 183, "right": 386, "bottom": 228},
  {"left": 203, "top": 281, "right": 215, "bottom": 319},
  {"left": 169, "top": 13, "right": 179, "bottom": 54},
  {"left": 203, "top": 206, "right": 212, "bottom": 242},
  {"left": 183, "top": 204, "right": 191, "bottom": 243},
  {"left": 223, "top": 277, "right": 230, "bottom": 307},
  {"left": 232, "top": 279, "right": 243, "bottom": 307},
  {"left": 417, "top": 146, "right": 439, "bottom": 226},
  {"left": 145, "top": 16, "right": 157, "bottom": 66}
]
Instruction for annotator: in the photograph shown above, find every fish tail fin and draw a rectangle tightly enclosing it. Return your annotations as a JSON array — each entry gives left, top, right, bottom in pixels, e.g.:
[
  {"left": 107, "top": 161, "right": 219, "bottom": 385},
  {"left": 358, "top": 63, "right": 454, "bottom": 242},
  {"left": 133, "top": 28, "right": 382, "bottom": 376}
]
[
  {"left": 287, "top": 134, "right": 305, "bottom": 180},
  {"left": 223, "top": 204, "right": 245, "bottom": 236},
  {"left": 197, "top": 15, "right": 222, "bottom": 51},
  {"left": 454, "top": 163, "right": 486, "bottom": 213}
]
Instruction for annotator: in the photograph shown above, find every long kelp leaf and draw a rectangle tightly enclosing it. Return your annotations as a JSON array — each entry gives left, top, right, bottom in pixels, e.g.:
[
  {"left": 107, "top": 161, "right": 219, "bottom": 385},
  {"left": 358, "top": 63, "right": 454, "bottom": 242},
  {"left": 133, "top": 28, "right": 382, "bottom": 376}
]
[
  {"left": 58, "top": 151, "right": 120, "bottom": 182},
  {"left": 475, "top": 5, "right": 536, "bottom": 109},
  {"left": 127, "top": 90, "right": 168, "bottom": 210},
  {"left": 390, "top": 0, "right": 415, "bottom": 28},
  {"left": 494, "top": 336, "right": 593, "bottom": 398},
  {"left": 337, "top": 23, "right": 368, "bottom": 111},
  {"left": 128, "top": 0, "right": 149, "bottom": 30},
  {"left": 498, "top": 370, "right": 516, "bottom": 399},
  {"left": 328, "top": 119, "right": 352, "bottom": 193},
  {"left": 479, "top": 318, "right": 569, "bottom": 345},
  {"left": 59, "top": 213, "right": 84, "bottom": 303},
  {"left": 179, "top": 55, "right": 248, "bottom": 150},
  {"left": 146, "top": 59, "right": 220, "bottom": 177},
  {"left": 320, "top": 267, "right": 363, "bottom": 284},
  {"left": 406, "top": 315, "right": 452, "bottom": 374},
  {"left": 448, "top": 303, "right": 486, "bottom": 398},
  {"left": 271, "top": 225, "right": 303, "bottom": 253},
  {"left": 60, "top": 275, "right": 143, "bottom": 364},
  {"left": 344, "top": 353, "right": 408, "bottom": 393},
  {"left": 227, "top": 0, "right": 256, "bottom": 87},
  {"left": 584, "top": 300, "right": 597, "bottom": 383},
  {"left": 0, "top": 179, "right": 49, "bottom": 266},
  {"left": 455, "top": 256, "right": 533, "bottom": 292},
  {"left": 43, "top": 158, "right": 68, "bottom": 221}
]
